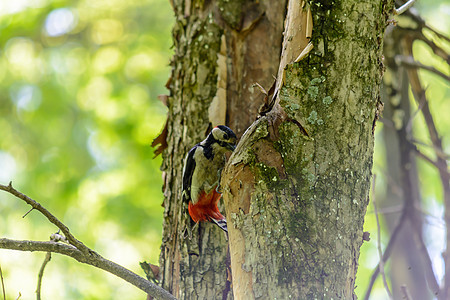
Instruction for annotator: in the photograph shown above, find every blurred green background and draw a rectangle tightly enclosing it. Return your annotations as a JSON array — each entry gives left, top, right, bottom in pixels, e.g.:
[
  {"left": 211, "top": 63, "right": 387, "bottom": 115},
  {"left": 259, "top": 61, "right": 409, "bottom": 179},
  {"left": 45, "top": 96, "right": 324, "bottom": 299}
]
[
  {"left": 0, "top": 0, "right": 172, "bottom": 299},
  {"left": 355, "top": 1, "right": 450, "bottom": 298},
  {"left": 0, "top": 0, "right": 448, "bottom": 299}
]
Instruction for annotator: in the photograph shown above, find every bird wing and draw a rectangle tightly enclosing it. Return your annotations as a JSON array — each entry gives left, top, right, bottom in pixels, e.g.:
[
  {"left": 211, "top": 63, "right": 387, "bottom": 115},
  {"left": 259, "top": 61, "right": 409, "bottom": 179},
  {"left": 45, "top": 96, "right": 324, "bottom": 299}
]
[{"left": 182, "top": 145, "right": 197, "bottom": 203}]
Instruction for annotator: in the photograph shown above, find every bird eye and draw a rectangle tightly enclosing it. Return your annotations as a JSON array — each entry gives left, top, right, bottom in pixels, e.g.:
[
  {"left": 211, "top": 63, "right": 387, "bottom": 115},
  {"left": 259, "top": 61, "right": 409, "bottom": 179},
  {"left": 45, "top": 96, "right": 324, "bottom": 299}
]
[{"left": 223, "top": 133, "right": 229, "bottom": 140}]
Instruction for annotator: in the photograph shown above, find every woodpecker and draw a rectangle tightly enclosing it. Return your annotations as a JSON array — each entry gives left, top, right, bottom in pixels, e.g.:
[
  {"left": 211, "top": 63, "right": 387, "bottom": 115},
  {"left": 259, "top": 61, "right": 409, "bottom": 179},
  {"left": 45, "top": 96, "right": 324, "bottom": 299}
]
[{"left": 182, "top": 125, "right": 237, "bottom": 233}]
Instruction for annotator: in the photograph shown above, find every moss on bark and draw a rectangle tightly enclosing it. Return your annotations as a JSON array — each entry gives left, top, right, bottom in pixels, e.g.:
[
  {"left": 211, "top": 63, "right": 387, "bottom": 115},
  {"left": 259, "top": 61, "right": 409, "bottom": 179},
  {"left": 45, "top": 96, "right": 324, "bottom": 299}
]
[{"left": 222, "top": 0, "right": 393, "bottom": 298}]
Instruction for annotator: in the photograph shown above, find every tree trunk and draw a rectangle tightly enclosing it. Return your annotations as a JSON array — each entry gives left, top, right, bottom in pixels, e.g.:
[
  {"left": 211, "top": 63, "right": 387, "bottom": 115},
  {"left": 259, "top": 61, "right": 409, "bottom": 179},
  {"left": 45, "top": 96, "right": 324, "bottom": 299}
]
[
  {"left": 159, "top": 0, "right": 392, "bottom": 299},
  {"left": 159, "top": 1, "right": 285, "bottom": 299},
  {"left": 222, "top": 0, "right": 392, "bottom": 298}
]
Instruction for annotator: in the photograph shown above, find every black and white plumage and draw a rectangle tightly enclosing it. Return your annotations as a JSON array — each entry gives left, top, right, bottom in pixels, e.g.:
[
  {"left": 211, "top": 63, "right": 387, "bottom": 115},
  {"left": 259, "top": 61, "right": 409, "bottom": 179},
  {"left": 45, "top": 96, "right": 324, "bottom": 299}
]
[{"left": 182, "top": 125, "right": 237, "bottom": 233}]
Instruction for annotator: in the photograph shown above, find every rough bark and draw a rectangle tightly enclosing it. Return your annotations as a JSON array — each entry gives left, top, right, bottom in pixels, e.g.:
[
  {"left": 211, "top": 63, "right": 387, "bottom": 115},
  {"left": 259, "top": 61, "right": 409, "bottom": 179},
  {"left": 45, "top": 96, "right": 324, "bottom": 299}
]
[
  {"left": 159, "top": 0, "right": 392, "bottom": 299},
  {"left": 221, "top": 0, "right": 392, "bottom": 299},
  {"left": 159, "top": 1, "right": 285, "bottom": 299}
]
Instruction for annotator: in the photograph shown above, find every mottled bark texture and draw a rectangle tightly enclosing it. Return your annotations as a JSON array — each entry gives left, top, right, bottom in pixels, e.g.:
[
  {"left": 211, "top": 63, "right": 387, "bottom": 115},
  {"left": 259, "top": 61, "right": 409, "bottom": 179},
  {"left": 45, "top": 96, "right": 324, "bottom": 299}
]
[
  {"left": 159, "top": 0, "right": 285, "bottom": 299},
  {"left": 221, "top": 0, "right": 392, "bottom": 299}
]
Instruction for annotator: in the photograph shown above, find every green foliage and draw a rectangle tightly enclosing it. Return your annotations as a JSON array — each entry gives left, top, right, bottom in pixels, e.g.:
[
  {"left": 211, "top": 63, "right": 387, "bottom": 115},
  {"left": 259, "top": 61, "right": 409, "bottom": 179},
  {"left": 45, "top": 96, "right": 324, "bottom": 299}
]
[{"left": 0, "top": 0, "right": 173, "bottom": 299}]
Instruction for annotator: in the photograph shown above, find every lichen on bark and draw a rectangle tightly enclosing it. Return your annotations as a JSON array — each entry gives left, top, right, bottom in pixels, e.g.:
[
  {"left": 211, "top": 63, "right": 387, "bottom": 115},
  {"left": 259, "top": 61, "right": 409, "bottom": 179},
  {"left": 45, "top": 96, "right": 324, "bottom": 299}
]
[
  {"left": 222, "top": 0, "right": 393, "bottom": 299},
  {"left": 159, "top": 3, "right": 230, "bottom": 299},
  {"left": 159, "top": 0, "right": 286, "bottom": 299},
  {"left": 160, "top": 0, "right": 392, "bottom": 298}
]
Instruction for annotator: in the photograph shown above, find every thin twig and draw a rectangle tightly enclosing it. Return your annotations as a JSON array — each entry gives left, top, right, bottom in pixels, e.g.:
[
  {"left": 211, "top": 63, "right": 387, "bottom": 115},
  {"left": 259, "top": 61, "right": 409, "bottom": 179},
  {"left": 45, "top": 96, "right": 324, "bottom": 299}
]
[
  {"left": 22, "top": 208, "right": 34, "bottom": 218},
  {"left": 0, "top": 264, "right": 5, "bottom": 300},
  {"left": 394, "top": 0, "right": 416, "bottom": 15},
  {"left": 404, "top": 8, "right": 450, "bottom": 43},
  {"left": 366, "top": 204, "right": 403, "bottom": 215},
  {"left": 422, "top": 23, "right": 450, "bottom": 44},
  {"left": 405, "top": 91, "right": 426, "bottom": 139},
  {"left": 410, "top": 138, "right": 450, "bottom": 160},
  {"left": 364, "top": 210, "right": 407, "bottom": 300},
  {"left": 0, "top": 182, "right": 89, "bottom": 254},
  {"left": 409, "top": 217, "right": 441, "bottom": 296},
  {"left": 395, "top": 55, "right": 450, "bottom": 82},
  {"left": 372, "top": 175, "right": 393, "bottom": 300},
  {"left": 36, "top": 252, "right": 51, "bottom": 300},
  {"left": 413, "top": 146, "right": 450, "bottom": 175},
  {"left": 415, "top": 33, "right": 450, "bottom": 64},
  {"left": 395, "top": 26, "right": 450, "bottom": 63}
]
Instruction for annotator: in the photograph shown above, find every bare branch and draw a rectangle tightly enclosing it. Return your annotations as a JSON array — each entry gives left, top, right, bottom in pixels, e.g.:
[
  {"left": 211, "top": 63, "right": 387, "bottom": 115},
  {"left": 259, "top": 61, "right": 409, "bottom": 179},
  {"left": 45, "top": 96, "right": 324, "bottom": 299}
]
[
  {"left": 36, "top": 252, "right": 51, "bottom": 300},
  {"left": 395, "top": 55, "right": 450, "bottom": 82},
  {"left": 0, "top": 182, "right": 89, "bottom": 254},
  {"left": 395, "top": 26, "right": 450, "bottom": 64},
  {"left": 0, "top": 184, "right": 177, "bottom": 300},
  {"left": 422, "top": 24, "right": 450, "bottom": 44},
  {"left": 372, "top": 175, "right": 393, "bottom": 300},
  {"left": 0, "top": 238, "right": 176, "bottom": 300},
  {"left": 415, "top": 35, "right": 450, "bottom": 64},
  {"left": 410, "top": 138, "right": 450, "bottom": 161},
  {"left": 413, "top": 146, "right": 450, "bottom": 175},
  {"left": 404, "top": 8, "right": 450, "bottom": 43},
  {"left": 402, "top": 38, "right": 450, "bottom": 298},
  {"left": 0, "top": 264, "right": 5, "bottom": 300}
]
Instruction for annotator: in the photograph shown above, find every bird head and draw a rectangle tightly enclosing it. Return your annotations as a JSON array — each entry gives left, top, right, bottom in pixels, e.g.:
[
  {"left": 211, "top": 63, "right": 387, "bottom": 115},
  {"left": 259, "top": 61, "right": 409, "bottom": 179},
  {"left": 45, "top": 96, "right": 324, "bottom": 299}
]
[{"left": 210, "top": 125, "right": 237, "bottom": 151}]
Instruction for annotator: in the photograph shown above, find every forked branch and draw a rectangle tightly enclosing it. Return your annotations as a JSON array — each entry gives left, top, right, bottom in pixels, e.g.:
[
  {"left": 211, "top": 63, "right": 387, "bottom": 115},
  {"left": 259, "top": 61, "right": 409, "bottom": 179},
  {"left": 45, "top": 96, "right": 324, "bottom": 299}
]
[{"left": 0, "top": 183, "right": 176, "bottom": 300}]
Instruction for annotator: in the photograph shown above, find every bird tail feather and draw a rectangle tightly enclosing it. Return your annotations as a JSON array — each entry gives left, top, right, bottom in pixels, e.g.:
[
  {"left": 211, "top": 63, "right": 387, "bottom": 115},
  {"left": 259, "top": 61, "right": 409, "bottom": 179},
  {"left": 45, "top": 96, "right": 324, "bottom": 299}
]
[{"left": 211, "top": 218, "right": 228, "bottom": 234}]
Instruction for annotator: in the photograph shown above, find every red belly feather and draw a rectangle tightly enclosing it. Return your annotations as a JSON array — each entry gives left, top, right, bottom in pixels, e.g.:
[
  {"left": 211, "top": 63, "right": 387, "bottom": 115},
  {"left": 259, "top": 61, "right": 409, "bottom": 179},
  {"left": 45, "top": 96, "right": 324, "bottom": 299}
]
[{"left": 188, "top": 187, "right": 224, "bottom": 223}]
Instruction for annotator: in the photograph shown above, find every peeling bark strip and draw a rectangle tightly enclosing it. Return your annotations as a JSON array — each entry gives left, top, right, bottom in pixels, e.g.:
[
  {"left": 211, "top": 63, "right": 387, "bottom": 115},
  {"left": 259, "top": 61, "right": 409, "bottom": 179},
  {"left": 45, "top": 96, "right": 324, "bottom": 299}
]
[
  {"left": 222, "top": 0, "right": 393, "bottom": 299},
  {"left": 159, "top": 0, "right": 286, "bottom": 299}
]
